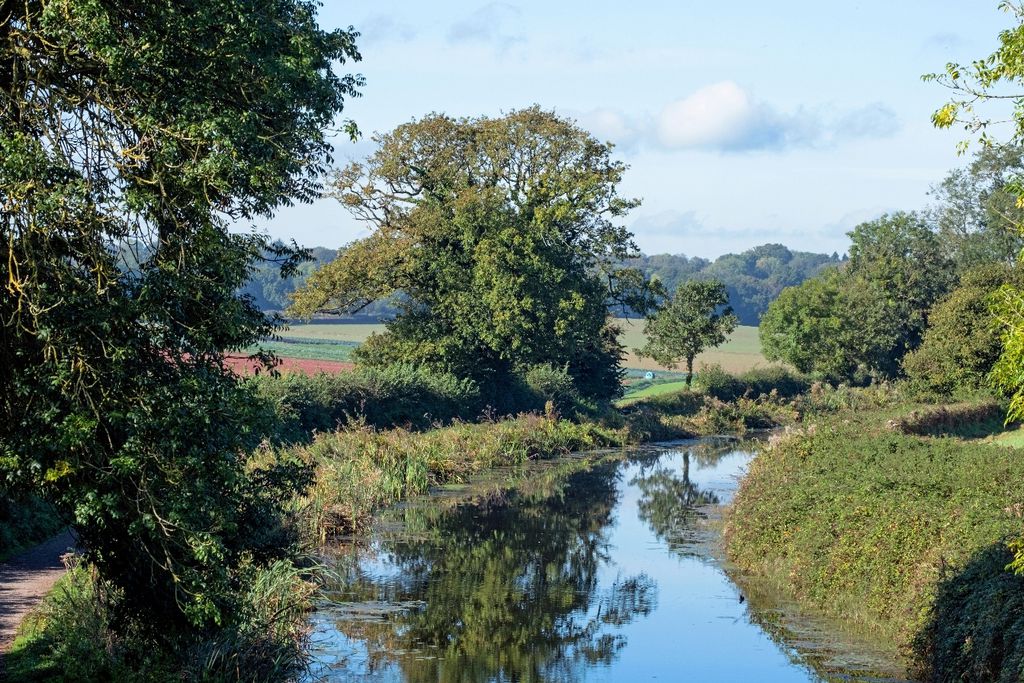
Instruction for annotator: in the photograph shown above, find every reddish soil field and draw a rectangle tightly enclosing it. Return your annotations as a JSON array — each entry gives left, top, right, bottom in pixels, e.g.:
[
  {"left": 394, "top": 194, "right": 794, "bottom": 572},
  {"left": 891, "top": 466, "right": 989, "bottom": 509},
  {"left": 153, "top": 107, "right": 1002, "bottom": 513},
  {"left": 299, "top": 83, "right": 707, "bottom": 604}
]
[{"left": 224, "top": 354, "right": 354, "bottom": 376}]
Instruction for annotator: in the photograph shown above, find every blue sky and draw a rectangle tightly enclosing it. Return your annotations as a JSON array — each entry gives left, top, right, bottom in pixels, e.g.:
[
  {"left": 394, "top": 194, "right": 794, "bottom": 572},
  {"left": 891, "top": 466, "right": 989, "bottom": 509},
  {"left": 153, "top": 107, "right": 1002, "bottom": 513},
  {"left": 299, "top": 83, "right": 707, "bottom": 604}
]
[{"left": 255, "top": 1, "right": 1015, "bottom": 258}]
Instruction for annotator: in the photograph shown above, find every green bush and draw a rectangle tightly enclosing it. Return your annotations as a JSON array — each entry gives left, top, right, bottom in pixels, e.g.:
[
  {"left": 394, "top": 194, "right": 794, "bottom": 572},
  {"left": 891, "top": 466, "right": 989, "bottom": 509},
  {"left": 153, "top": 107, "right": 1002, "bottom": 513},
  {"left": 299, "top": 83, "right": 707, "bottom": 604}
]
[
  {"left": 250, "top": 364, "right": 483, "bottom": 443},
  {"left": 695, "top": 364, "right": 746, "bottom": 401},
  {"left": 791, "top": 380, "right": 905, "bottom": 417},
  {"left": 696, "top": 364, "right": 810, "bottom": 402},
  {"left": 739, "top": 366, "right": 811, "bottom": 399},
  {"left": 5, "top": 556, "right": 314, "bottom": 682},
  {"left": 616, "top": 386, "right": 798, "bottom": 441},
  {"left": 903, "top": 263, "right": 1020, "bottom": 397},
  {"left": 524, "top": 364, "right": 581, "bottom": 416}
]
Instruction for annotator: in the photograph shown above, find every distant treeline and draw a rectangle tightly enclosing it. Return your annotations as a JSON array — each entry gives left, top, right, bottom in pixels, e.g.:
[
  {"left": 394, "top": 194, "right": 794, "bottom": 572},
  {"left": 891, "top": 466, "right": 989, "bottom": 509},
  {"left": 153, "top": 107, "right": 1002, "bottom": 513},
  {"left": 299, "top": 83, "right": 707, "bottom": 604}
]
[
  {"left": 243, "top": 243, "right": 842, "bottom": 325},
  {"left": 625, "top": 245, "right": 842, "bottom": 324}
]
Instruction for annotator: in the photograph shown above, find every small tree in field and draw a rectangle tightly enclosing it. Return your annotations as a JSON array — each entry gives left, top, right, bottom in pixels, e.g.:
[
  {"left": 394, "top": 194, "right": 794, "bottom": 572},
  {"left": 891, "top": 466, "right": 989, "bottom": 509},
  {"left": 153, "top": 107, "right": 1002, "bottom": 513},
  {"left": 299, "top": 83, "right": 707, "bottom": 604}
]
[{"left": 636, "top": 281, "right": 738, "bottom": 387}]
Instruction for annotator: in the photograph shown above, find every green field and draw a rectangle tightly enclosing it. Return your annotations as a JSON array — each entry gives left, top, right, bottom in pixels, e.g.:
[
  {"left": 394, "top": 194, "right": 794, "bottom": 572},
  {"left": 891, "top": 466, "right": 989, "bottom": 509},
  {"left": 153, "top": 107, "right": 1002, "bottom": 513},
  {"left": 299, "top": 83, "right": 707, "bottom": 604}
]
[
  {"left": 619, "top": 380, "right": 691, "bottom": 402},
  {"left": 249, "top": 338, "right": 357, "bottom": 362},
  {"left": 246, "top": 323, "right": 381, "bottom": 363},
  {"left": 278, "top": 323, "right": 382, "bottom": 343},
  {"left": 265, "top": 319, "right": 769, "bottom": 374}
]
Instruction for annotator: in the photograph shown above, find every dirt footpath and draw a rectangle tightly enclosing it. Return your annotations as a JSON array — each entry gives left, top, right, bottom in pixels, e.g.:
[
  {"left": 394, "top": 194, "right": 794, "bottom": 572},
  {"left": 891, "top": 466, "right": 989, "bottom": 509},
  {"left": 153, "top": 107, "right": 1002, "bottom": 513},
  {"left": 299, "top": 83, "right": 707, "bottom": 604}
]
[{"left": 0, "top": 530, "right": 76, "bottom": 655}]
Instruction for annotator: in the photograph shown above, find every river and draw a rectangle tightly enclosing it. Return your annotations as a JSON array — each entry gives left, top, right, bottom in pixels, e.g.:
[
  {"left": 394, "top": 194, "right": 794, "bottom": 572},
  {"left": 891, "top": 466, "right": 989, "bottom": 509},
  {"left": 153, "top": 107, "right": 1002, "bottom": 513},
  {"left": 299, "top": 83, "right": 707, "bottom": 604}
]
[{"left": 307, "top": 438, "right": 910, "bottom": 682}]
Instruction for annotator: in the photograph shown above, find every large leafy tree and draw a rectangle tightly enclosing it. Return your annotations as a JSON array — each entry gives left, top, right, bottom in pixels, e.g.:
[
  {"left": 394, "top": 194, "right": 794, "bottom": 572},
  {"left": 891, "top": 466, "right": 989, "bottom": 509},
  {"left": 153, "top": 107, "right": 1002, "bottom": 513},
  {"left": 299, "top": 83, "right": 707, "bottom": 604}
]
[
  {"left": 761, "top": 213, "right": 953, "bottom": 381},
  {"left": 0, "top": 0, "right": 361, "bottom": 644},
  {"left": 760, "top": 269, "right": 862, "bottom": 381},
  {"left": 927, "top": 2, "right": 1024, "bottom": 409},
  {"left": 290, "top": 108, "right": 654, "bottom": 402},
  {"left": 929, "top": 144, "right": 1024, "bottom": 269},
  {"left": 846, "top": 212, "right": 955, "bottom": 373},
  {"left": 926, "top": 1, "right": 1024, "bottom": 576},
  {"left": 635, "top": 281, "right": 737, "bottom": 387}
]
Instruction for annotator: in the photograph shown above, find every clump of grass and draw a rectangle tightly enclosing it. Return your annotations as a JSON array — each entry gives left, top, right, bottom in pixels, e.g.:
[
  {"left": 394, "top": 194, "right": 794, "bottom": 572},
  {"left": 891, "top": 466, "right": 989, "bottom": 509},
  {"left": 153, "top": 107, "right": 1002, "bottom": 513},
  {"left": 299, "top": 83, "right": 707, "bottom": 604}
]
[
  {"left": 5, "top": 555, "right": 315, "bottom": 682},
  {"left": 286, "top": 414, "right": 622, "bottom": 540},
  {"left": 725, "top": 402, "right": 1024, "bottom": 676},
  {"left": 185, "top": 559, "right": 317, "bottom": 682},
  {"left": 884, "top": 399, "right": 1004, "bottom": 437}
]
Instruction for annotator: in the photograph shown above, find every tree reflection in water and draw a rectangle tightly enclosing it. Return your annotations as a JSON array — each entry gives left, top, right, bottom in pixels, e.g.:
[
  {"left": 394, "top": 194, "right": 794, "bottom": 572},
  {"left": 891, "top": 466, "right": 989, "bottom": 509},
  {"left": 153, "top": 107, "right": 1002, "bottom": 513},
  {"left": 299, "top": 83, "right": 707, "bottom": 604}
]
[
  {"left": 629, "top": 441, "right": 732, "bottom": 553},
  {"left": 323, "top": 460, "right": 657, "bottom": 682}
]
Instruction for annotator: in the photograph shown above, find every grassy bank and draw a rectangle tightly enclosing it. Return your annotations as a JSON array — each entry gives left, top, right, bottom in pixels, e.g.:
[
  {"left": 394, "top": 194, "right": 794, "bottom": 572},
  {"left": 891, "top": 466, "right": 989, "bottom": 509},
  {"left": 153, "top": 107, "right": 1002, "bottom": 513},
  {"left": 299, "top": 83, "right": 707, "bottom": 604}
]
[
  {"left": 285, "top": 414, "right": 623, "bottom": 540},
  {"left": 724, "top": 396, "right": 1024, "bottom": 680}
]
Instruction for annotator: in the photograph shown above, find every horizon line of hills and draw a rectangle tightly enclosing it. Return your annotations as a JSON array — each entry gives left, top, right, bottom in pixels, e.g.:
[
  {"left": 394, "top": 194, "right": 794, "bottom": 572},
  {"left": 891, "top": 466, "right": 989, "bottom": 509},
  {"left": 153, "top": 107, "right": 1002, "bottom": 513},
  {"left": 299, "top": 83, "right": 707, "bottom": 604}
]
[{"left": 244, "top": 242, "right": 844, "bottom": 326}]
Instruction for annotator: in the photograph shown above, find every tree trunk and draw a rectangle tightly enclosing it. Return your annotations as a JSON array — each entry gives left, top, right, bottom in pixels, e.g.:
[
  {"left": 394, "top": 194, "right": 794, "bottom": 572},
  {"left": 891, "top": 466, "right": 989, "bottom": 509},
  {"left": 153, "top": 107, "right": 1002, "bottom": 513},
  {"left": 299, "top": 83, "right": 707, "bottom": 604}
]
[{"left": 685, "top": 356, "right": 694, "bottom": 387}]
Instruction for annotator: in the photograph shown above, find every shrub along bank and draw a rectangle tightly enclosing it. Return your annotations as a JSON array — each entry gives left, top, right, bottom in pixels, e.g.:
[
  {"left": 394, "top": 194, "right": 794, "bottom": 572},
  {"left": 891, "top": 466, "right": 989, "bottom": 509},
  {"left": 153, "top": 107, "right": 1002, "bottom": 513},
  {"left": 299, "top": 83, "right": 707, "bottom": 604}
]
[
  {"left": 725, "top": 398, "right": 1024, "bottom": 681},
  {"left": 248, "top": 362, "right": 595, "bottom": 444},
  {"left": 283, "top": 413, "right": 621, "bottom": 541}
]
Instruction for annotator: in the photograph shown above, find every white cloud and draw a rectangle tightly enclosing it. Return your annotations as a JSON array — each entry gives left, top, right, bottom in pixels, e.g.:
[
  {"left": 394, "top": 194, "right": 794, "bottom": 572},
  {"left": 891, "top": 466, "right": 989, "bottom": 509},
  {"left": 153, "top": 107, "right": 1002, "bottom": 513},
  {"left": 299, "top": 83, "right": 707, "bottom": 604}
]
[
  {"left": 922, "top": 32, "right": 964, "bottom": 54},
  {"left": 357, "top": 14, "right": 417, "bottom": 47},
  {"left": 654, "top": 81, "right": 899, "bottom": 152},
  {"left": 657, "top": 82, "right": 765, "bottom": 149},
  {"left": 631, "top": 210, "right": 706, "bottom": 238},
  {"left": 834, "top": 103, "right": 900, "bottom": 141}
]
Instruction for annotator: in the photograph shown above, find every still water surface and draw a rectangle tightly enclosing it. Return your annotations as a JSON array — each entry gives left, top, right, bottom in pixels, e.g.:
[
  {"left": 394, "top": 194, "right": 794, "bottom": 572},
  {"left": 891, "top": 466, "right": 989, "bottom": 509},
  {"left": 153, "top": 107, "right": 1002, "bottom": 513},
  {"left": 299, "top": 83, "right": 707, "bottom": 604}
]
[{"left": 309, "top": 440, "right": 906, "bottom": 682}]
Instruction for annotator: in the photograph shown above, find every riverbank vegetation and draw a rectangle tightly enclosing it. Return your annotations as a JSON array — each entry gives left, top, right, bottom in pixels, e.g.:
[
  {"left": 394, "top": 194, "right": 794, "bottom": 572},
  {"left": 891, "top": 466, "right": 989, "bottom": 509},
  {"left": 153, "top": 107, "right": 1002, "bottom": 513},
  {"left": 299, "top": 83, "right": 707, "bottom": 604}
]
[
  {"left": 6, "top": 353, "right": 813, "bottom": 677},
  {"left": 725, "top": 393, "right": 1024, "bottom": 680}
]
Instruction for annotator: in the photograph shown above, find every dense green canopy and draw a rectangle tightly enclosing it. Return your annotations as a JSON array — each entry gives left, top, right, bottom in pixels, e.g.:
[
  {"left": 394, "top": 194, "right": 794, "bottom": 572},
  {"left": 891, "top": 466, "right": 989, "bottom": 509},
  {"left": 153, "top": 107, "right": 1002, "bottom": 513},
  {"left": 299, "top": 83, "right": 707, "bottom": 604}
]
[
  {"left": 0, "top": 0, "right": 360, "bottom": 642},
  {"left": 761, "top": 213, "right": 953, "bottom": 381},
  {"left": 904, "top": 263, "right": 1024, "bottom": 395},
  {"left": 629, "top": 245, "right": 841, "bottom": 325},
  {"left": 291, "top": 108, "right": 656, "bottom": 401}
]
